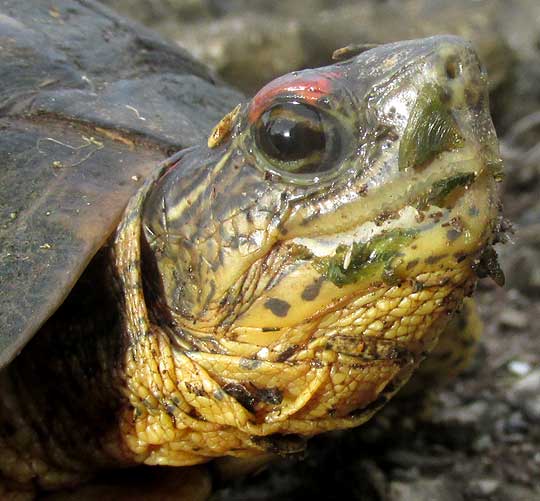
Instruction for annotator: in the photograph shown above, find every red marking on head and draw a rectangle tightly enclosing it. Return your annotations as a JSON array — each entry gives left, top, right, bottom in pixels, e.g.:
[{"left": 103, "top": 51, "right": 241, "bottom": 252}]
[{"left": 248, "top": 70, "right": 340, "bottom": 123}]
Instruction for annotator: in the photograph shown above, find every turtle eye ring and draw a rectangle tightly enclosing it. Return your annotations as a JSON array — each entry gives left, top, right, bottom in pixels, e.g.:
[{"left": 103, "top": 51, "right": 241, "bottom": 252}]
[{"left": 253, "top": 101, "right": 343, "bottom": 177}]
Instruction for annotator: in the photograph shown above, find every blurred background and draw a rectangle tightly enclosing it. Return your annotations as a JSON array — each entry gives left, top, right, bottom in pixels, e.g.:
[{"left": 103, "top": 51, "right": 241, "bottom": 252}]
[{"left": 99, "top": 1, "right": 540, "bottom": 499}]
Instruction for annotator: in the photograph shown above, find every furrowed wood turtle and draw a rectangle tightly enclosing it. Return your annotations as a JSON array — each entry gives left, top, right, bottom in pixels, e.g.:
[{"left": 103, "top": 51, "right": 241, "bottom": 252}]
[{"left": 0, "top": 0, "right": 505, "bottom": 498}]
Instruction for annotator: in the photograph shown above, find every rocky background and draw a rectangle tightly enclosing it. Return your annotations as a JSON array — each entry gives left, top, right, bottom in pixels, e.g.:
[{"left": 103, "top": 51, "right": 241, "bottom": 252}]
[{"left": 98, "top": 1, "right": 540, "bottom": 499}]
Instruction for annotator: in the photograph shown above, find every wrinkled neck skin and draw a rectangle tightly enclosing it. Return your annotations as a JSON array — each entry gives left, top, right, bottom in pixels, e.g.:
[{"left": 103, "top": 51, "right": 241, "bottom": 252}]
[{"left": 115, "top": 39, "right": 502, "bottom": 468}]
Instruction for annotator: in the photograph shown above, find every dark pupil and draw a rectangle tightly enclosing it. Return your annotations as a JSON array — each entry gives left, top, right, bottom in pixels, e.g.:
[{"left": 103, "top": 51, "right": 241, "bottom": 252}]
[{"left": 257, "top": 103, "right": 326, "bottom": 162}]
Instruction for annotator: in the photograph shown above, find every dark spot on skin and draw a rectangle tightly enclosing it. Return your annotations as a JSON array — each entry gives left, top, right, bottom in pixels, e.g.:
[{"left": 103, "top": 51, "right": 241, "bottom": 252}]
[
  {"left": 276, "top": 344, "right": 299, "bottom": 362},
  {"left": 468, "top": 206, "right": 479, "bottom": 217},
  {"left": 358, "top": 184, "right": 369, "bottom": 196},
  {"left": 223, "top": 383, "right": 257, "bottom": 412},
  {"left": 425, "top": 254, "right": 445, "bottom": 265},
  {"left": 213, "top": 390, "right": 225, "bottom": 401},
  {"left": 301, "top": 277, "right": 324, "bottom": 301},
  {"left": 430, "top": 211, "right": 444, "bottom": 223},
  {"left": 406, "top": 259, "right": 419, "bottom": 270},
  {"left": 185, "top": 382, "right": 206, "bottom": 397},
  {"left": 413, "top": 280, "right": 424, "bottom": 292},
  {"left": 253, "top": 387, "right": 283, "bottom": 405},
  {"left": 374, "top": 210, "right": 394, "bottom": 226},
  {"left": 264, "top": 298, "right": 291, "bottom": 317},
  {"left": 447, "top": 229, "right": 462, "bottom": 241},
  {"left": 239, "top": 358, "right": 262, "bottom": 370},
  {"left": 386, "top": 346, "right": 413, "bottom": 365},
  {"left": 454, "top": 252, "right": 467, "bottom": 263},
  {"left": 445, "top": 56, "right": 461, "bottom": 80},
  {"left": 450, "top": 216, "right": 465, "bottom": 231},
  {"left": 262, "top": 327, "right": 280, "bottom": 332}
]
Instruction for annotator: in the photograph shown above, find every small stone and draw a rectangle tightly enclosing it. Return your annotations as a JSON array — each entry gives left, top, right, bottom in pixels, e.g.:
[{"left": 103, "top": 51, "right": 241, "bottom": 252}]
[
  {"left": 469, "top": 478, "right": 500, "bottom": 496},
  {"left": 498, "top": 308, "right": 528, "bottom": 329},
  {"left": 508, "top": 369, "right": 540, "bottom": 421},
  {"left": 523, "top": 398, "right": 540, "bottom": 421},
  {"left": 504, "top": 411, "right": 529, "bottom": 434},
  {"left": 389, "top": 477, "right": 463, "bottom": 501},
  {"left": 437, "top": 400, "right": 489, "bottom": 425},
  {"left": 472, "top": 434, "right": 493, "bottom": 452},
  {"left": 508, "top": 360, "right": 532, "bottom": 376},
  {"left": 510, "top": 369, "right": 540, "bottom": 396},
  {"left": 498, "top": 484, "right": 540, "bottom": 501}
]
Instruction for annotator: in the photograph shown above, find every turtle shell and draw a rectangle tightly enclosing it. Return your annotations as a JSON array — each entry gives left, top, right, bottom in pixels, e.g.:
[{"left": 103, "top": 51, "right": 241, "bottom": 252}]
[{"left": 0, "top": 0, "right": 243, "bottom": 367}]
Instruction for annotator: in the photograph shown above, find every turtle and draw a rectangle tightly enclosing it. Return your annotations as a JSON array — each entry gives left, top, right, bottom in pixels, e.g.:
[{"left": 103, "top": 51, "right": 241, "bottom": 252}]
[{"left": 0, "top": 0, "right": 505, "bottom": 498}]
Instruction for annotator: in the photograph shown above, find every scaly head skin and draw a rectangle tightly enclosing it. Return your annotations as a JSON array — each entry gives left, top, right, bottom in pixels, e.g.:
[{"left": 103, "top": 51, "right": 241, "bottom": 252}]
[{"left": 114, "top": 36, "right": 502, "bottom": 466}]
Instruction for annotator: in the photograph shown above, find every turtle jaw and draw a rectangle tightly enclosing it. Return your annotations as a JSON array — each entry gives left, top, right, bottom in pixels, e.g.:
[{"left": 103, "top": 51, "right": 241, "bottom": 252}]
[{"left": 203, "top": 170, "right": 498, "bottom": 425}]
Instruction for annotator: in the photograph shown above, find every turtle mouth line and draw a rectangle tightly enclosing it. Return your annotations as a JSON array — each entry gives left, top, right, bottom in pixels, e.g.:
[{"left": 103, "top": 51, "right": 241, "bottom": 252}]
[
  {"left": 291, "top": 170, "right": 479, "bottom": 261},
  {"left": 289, "top": 168, "right": 494, "bottom": 293}
]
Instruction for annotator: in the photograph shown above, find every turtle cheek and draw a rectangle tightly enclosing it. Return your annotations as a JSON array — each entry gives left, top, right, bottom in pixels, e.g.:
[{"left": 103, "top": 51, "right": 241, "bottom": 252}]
[{"left": 233, "top": 261, "right": 327, "bottom": 331}]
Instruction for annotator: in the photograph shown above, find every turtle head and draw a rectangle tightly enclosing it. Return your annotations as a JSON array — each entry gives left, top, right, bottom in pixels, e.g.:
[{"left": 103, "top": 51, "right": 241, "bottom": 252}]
[{"left": 137, "top": 36, "right": 501, "bottom": 446}]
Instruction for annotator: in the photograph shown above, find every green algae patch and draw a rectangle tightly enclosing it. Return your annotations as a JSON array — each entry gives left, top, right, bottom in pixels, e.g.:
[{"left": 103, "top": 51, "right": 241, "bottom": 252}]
[
  {"left": 399, "top": 85, "right": 464, "bottom": 172},
  {"left": 419, "top": 172, "right": 477, "bottom": 208},
  {"left": 314, "top": 229, "right": 418, "bottom": 287}
]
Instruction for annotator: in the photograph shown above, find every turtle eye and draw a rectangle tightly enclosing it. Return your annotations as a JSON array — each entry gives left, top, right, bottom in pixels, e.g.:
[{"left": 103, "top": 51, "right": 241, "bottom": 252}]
[{"left": 254, "top": 102, "right": 342, "bottom": 176}]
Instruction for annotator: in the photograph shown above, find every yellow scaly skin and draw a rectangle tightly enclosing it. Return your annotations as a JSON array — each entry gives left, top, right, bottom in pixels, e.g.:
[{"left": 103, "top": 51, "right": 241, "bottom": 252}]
[{"left": 0, "top": 36, "right": 503, "bottom": 496}]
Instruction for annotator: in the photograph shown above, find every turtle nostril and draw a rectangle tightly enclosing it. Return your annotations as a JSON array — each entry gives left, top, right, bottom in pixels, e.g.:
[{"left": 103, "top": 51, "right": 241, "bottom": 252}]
[{"left": 445, "top": 56, "right": 462, "bottom": 80}]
